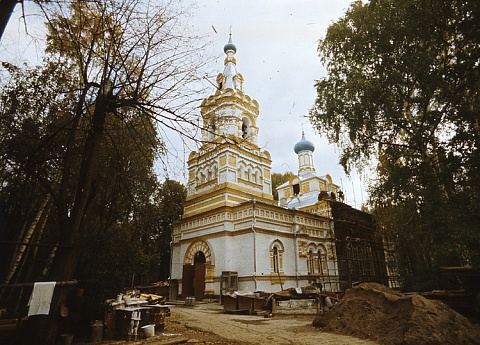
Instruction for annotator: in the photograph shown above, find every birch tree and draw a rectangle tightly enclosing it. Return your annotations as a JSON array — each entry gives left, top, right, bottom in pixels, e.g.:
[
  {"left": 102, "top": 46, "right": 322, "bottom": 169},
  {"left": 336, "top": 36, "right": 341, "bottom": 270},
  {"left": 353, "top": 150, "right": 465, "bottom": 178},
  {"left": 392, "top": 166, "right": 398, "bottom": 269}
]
[
  {"left": 0, "top": 0, "right": 209, "bottom": 342},
  {"left": 310, "top": 0, "right": 480, "bottom": 290}
]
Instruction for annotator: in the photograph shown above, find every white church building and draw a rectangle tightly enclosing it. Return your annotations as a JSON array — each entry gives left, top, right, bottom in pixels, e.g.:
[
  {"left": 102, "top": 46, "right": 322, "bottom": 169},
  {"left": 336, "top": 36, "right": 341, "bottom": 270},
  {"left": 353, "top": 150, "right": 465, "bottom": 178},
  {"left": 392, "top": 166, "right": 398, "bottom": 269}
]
[{"left": 170, "top": 36, "right": 387, "bottom": 299}]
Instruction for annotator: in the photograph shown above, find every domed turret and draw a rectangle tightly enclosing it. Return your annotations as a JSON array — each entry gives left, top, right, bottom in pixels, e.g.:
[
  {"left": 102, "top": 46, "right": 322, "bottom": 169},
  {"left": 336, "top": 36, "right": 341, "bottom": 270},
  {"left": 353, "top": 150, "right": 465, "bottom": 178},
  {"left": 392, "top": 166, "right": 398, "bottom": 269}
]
[
  {"left": 294, "top": 131, "right": 315, "bottom": 154},
  {"left": 224, "top": 35, "right": 237, "bottom": 53},
  {"left": 294, "top": 131, "right": 316, "bottom": 174},
  {"left": 218, "top": 34, "right": 242, "bottom": 91}
]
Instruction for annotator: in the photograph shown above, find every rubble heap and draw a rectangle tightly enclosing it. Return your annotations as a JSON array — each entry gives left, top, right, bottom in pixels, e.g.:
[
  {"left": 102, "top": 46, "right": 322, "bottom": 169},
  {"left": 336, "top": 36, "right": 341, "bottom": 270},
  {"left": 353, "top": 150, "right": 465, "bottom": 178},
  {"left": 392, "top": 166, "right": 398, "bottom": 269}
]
[{"left": 312, "top": 282, "right": 480, "bottom": 345}]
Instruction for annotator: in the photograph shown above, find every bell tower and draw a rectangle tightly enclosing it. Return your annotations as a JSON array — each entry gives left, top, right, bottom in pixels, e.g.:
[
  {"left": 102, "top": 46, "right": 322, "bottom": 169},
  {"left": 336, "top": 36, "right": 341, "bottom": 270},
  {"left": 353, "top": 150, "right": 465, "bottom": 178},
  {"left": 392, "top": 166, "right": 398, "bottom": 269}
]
[
  {"left": 183, "top": 36, "right": 273, "bottom": 217},
  {"left": 201, "top": 34, "right": 259, "bottom": 145}
]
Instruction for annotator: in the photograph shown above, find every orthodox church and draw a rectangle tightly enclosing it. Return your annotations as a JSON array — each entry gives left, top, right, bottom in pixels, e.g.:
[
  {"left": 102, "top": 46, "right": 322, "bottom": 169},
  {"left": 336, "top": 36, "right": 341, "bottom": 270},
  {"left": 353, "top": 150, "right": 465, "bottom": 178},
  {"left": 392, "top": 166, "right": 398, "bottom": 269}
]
[{"left": 170, "top": 36, "right": 388, "bottom": 300}]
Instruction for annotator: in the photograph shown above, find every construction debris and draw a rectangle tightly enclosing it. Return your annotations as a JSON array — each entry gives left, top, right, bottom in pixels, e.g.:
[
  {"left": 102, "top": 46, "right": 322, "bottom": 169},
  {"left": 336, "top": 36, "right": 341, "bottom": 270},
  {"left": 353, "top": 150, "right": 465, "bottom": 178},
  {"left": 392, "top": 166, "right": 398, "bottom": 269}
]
[
  {"left": 271, "top": 285, "right": 321, "bottom": 300},
  {"left": 104, "top": 289, "right": 171, "bottom": 341},
  {"left": 312, "top": 282, "right": 480, "bottom": 345},
  {"left": 222, "top": 285, "right": 339, "bottom": 315}
]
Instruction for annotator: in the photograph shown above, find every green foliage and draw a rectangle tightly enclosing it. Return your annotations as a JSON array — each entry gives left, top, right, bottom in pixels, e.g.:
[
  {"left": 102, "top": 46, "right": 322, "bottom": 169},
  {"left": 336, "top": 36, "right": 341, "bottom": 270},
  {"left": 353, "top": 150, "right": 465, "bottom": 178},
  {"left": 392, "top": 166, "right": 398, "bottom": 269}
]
[
  {"left": 311, "top": 0, "right": 480, "bottom": 291},
  {"left": 271, "top": 171, "right": 294, "bottom": 200},
  {"left": 0, "top": 56, "right": 188, "bottom": 294},
  {"left": 1, "top": 0, "right": 206, "bottom": 341},
  {"left": 0, "top": 56, "right": 179, "bottom": 278},
  {"left": 75, "top": 179, "right": 186, "bottom": 312},
  {"left": 0, "top": 61, "right": 81, "bottom": 281}
]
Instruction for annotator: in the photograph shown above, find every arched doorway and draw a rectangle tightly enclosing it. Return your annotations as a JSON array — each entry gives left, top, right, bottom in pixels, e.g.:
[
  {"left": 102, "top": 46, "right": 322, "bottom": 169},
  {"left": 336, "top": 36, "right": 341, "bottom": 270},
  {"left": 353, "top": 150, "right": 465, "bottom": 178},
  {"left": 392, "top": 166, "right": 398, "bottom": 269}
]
[{"left": 182, "top": 241, "right": 212, "bottom": 301}]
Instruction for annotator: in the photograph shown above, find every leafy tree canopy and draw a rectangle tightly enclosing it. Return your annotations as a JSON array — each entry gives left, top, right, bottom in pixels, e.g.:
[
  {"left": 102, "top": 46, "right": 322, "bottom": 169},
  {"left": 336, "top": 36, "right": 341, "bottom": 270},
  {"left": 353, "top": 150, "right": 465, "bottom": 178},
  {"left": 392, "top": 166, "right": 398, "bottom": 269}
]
[
  {"left": 271, "top": 171, "right": 294, "bottom": 200},
  {"left": 0, "top": 0, "right": 207, "bottom": 342},
  {"left": 310, "top": 0, "right": 480, "bottom": 291}
]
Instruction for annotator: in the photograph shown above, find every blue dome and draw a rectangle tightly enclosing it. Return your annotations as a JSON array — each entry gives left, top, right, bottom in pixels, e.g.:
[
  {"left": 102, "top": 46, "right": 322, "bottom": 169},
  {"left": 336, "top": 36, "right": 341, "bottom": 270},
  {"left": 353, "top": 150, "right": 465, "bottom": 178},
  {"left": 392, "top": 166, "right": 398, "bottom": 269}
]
[
  {"left": 224, "top": 35, "right": 237, "bottom": 53},
  {"left": 294, "top": 133, "right": 315, "bottom": 154}
]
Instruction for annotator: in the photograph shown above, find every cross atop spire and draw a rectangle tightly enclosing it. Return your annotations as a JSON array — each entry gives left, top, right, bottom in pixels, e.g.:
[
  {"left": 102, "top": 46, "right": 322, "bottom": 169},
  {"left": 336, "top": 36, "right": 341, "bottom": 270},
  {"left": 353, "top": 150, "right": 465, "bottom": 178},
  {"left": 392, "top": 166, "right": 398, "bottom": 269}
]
[{"left": 221, "top": 34, "right": 239, "bottom": 90}]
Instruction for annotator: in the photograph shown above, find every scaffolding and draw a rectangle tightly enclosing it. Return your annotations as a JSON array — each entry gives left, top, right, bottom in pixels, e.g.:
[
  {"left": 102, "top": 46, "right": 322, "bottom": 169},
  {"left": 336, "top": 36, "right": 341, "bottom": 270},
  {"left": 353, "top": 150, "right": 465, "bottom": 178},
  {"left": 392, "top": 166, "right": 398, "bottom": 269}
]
[{"left": 329, "top": 201, "right": 389, "bottom": 291}]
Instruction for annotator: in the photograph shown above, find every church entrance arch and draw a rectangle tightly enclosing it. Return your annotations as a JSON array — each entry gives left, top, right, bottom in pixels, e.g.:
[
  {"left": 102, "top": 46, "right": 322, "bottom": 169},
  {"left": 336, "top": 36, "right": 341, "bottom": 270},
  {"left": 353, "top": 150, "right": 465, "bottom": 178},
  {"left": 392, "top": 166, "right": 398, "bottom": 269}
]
[{"left": 182, "top": 240, "right": 213, "bottom": 301}]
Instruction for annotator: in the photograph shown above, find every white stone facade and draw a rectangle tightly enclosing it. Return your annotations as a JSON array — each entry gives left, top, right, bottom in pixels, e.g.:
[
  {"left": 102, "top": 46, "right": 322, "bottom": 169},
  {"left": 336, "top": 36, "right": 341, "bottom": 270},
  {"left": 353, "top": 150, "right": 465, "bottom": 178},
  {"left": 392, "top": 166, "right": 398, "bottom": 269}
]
[
  {"left": 170, "top": 37, "right": 343, "bottom": 299},
  {"left": 171, "top": 200, "right": 340, "bottom": 296}
]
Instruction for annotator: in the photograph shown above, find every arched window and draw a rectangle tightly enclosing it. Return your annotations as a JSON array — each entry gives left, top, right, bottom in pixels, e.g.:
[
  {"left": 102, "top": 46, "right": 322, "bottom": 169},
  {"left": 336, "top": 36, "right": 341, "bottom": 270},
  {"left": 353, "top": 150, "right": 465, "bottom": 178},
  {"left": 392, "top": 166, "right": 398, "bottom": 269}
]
[
  {"left": 270, "top": 240, "right": 284, "bottom": 274},
  {"left": 241, "top": 117, "right": 250, "bottom": 140},
  {"left": 254, "top": 170, "right": 261, "bottom": 184},
  {"left": 318, "top": 246, "right": 328, "bottom": 276},
  {"left": 242, "top": 123, "right": 247, "bottom": 138},
  {"left": 273, "top": 247, "right": 280, "bottom": 274},
  {"left": 194, "top": 251, "right": 206, "bottom": 264},
  {"left": 212, "top": 165, "right": 217, "bottom": 181},
  {"left": 291, "top": 176, "right": 300, "bottom": 196},
  {"left": 238, "top": 165, "right": 245, "bottom": 181},
  {"left": 307, "top": 250, "right": 315, "bottom": 275},
  {"left": 208, "top": 118, "right": 216, "bottom": 140}
]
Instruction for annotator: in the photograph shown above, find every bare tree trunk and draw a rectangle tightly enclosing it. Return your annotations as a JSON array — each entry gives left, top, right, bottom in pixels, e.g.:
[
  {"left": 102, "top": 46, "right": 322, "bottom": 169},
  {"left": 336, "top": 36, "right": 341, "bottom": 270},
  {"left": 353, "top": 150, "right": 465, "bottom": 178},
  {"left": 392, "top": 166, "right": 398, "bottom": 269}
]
[
  {"left": 2, "top": 195, "right": 51, "bottom": 285},
  {"left": 28, "top": 87, "right": 110, "bottom": 345},
  {"left": 0, "top": 0, "right": 17, "bottom": 40}
]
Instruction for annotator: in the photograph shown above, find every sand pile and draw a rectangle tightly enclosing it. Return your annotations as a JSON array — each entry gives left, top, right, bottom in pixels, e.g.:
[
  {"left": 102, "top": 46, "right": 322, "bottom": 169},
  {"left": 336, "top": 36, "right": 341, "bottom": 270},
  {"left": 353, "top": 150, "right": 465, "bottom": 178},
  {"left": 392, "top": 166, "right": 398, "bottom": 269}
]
[{"left": 312, "top": 282, "right": 480, "bottom": 345}]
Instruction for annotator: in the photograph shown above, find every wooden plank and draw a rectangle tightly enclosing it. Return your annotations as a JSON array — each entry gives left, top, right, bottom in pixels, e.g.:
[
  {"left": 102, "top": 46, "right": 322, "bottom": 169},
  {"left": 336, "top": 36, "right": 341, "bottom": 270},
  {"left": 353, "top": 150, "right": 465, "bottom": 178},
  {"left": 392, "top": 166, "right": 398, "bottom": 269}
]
[
  {"left": 0, "top": 280, "right": 77, "bottom": 288},
  {"left": 153, "top": 337, "right": 189, "bottom": 345},
  {"left": 0, "top": 319, "right": 18, "bottom": 332}
]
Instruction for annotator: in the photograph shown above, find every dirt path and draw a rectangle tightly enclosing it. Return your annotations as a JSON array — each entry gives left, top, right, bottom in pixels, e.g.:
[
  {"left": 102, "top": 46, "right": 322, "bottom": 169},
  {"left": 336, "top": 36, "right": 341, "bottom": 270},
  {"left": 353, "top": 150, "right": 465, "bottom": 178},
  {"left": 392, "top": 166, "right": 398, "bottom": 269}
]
[
  {"left": 165, "top": 302, "right": 378, "bottom": 345},
  {"left": 76, "top": 301, "right": 378, "bottom": 345}
]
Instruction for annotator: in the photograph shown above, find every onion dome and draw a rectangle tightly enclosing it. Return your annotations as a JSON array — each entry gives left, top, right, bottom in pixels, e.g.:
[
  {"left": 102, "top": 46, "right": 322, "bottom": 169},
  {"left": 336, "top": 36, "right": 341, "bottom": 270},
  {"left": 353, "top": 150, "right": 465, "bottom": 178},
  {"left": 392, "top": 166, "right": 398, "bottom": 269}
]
[
  {"left": 224, "top": 34, "right": 237, "bottom": 53},
  {"left": 294, "top": 131, "right": 315, "bottom": 154}
]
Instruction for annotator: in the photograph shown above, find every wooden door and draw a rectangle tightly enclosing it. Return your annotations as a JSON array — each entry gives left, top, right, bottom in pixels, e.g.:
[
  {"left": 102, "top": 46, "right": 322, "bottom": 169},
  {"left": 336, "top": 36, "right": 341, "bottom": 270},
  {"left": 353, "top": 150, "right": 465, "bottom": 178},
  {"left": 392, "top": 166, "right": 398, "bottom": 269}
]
[
  {"left": 194, "top": 263, "right": 205, "bottom": 301},
  {"left": 182, "top": 264, "right": 194, "bottom": 298}
]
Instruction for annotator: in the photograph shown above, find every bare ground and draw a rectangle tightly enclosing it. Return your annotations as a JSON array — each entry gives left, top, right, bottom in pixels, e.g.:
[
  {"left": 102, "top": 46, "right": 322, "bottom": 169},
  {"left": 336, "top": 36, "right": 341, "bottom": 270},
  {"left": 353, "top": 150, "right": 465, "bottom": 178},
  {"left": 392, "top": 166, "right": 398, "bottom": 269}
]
[
  {"left": 312, "top": 283, "right": 480, "bottom": 345},
  {"left": 79, "top": 301, "right": 377, "bottom": 345},
  {"left": 165, "top": 302, "right": 378, "bottom": 345},
  {"left": 77, "top": 283, "right": 480, "bottom": 345}
]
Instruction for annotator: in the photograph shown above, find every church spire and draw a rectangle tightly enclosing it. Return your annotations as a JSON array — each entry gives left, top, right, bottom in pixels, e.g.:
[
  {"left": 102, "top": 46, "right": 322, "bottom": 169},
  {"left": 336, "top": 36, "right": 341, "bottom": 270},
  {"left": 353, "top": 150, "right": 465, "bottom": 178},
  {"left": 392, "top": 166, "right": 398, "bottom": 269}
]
[
  {"left": 201, "top": 35, "right": 258, "bottom": 144},
  {"left": 188, "top": 36, "right": 272, "bottom": 209},
  {"left": 218, "top": 34, "right": 244, "bottom": 92}
]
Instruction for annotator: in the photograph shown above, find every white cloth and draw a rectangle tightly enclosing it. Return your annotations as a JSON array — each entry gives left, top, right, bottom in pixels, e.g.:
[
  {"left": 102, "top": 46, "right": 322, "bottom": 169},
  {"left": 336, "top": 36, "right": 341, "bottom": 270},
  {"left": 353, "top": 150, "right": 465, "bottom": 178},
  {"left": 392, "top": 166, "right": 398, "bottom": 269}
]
[{"left": 28, "top": 282, "right": 56, "bottom": 316}]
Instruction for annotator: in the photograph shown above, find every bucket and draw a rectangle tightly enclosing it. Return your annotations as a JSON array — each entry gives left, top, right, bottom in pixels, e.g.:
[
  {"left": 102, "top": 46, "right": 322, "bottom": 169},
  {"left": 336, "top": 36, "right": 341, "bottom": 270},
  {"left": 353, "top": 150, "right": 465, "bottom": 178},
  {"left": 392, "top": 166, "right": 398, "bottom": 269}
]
[
  {"left": 141, "top": 324, "right": 155, "bottom": 338},
  {"left": 60, "top": 334, "right": 73, "bottom": 345},
  {"left": 185, "top": 296, "right": 196, "bottom": 306}
]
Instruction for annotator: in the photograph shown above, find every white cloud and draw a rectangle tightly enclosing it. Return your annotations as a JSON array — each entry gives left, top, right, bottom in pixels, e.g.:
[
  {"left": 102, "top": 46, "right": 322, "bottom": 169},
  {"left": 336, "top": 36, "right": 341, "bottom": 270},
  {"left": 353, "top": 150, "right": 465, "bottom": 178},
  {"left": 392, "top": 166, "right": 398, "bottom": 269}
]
[
  {"left": 0, "top": 0, "right": 369, "bottom": 207},
  {"left": 187, "top": 0, "right": 368, "bottom": 207}
]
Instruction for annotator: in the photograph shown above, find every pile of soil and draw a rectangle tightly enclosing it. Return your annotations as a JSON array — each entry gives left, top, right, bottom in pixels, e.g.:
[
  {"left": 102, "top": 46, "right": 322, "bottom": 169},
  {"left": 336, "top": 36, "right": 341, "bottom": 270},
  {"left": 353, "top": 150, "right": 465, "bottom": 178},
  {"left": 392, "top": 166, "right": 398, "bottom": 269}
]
[{"left": 312, "top": 282, "right": 480, "bottom": 345}]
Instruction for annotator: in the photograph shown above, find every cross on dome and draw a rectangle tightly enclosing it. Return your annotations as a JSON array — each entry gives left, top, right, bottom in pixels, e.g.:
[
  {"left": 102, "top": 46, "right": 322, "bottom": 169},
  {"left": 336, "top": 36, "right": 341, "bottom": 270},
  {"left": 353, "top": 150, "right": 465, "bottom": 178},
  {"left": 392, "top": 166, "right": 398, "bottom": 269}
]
[{"left": 224, "top": 32, "right": 237, "bottom": 53}]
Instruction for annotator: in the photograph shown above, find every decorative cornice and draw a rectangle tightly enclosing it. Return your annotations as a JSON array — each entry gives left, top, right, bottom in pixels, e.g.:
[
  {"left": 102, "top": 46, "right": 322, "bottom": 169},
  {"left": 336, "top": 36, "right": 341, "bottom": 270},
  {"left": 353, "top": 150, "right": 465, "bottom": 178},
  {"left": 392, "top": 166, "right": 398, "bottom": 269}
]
[
  {"left": 175, "top": 199, "right": 333, "bottom": 236},
  {"left": 201, "top": 90, "right": 259, "bottom": 117},
  {"left": 188, "top": 141, "right": 272, "bottom": 167},
  {"left": 184, "top": 182, "right": 276, "bottom": 208}
]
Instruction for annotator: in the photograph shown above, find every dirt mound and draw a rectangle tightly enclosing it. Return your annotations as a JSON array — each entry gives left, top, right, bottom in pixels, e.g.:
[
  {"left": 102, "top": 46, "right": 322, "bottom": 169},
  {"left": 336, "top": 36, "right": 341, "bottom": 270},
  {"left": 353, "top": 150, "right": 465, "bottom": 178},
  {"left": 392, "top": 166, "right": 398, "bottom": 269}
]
[{"left": 312, "top": 282, "right": 480, "bottom": 345}]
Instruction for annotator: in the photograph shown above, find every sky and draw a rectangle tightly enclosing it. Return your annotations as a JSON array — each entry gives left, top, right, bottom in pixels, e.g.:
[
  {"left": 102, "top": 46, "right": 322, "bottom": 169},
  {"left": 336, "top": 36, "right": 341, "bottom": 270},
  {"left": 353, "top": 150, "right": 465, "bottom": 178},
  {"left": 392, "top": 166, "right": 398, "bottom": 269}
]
[
  {"left": 187, "top": 0, "right": 368, "bottom": 207},
  {"left": 0, "top": 0, "right": 369, "bottom": 208}
]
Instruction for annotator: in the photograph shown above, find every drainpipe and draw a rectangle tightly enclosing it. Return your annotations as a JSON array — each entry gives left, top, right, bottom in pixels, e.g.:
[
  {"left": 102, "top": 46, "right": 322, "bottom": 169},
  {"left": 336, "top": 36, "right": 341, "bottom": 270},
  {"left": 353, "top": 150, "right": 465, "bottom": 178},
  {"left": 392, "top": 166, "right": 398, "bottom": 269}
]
[
  {"left": 169, "top": 223, "right": 174, "bottom": 300},
  {"left": 293, "top": 210, "right": 299, "bottom": 287},
  {"left": 252, "top": 199, "right": 257, "bottom": 290}
]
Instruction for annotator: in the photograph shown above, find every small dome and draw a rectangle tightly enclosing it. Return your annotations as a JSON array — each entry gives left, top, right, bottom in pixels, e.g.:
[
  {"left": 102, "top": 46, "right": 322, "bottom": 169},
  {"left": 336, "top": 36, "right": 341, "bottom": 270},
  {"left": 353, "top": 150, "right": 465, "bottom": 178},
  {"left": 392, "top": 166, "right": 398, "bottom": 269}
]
[
  {"left": 224, "top": 35, "right": 237, "bottom": 53},
  {"left": 294, "top": 132, "right": 315, "bottom": 154}
]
